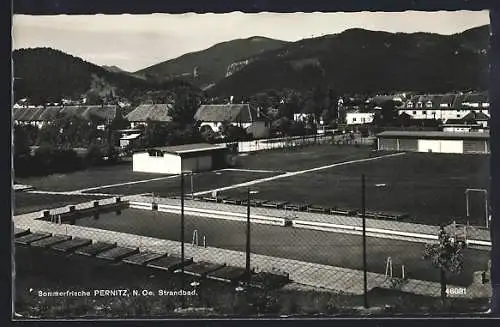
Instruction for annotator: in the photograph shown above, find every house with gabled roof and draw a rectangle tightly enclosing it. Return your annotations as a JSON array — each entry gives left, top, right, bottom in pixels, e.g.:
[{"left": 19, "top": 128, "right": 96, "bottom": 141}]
[
  {"left": 194, "top": 104, "right": 268, "bottom": 138},
  {"left": 13, "top": 105, "right": 119, "bottom": 129},
  {"left": 125, "top": 103, "right": 173, "bottom": 128}
]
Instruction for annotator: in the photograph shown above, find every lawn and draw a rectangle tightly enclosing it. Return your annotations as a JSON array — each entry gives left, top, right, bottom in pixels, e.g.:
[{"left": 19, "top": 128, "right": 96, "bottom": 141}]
[
  {"left": 88, "top": 170, "right": 282, "bottom": 197},
  {"left": 234, "top": 144, "right": 384, "bottom": 172},
  {"left": 14, "top": 145, "right": 379, "bottom": 193},
  {"left": 223, "top": 152, "right": 490, "bottom": 226},
  {"left": 13, "top": 245, "right": 490, "bottom": 318},
  {"left": 15, "top": 162, "right": 170, "bottom": 192},
  {"left": 72, "top": 208, "right": 490, "bottom": 287},
  {"left": 13, "top": 193, "right": 109, "bottom": 215}
]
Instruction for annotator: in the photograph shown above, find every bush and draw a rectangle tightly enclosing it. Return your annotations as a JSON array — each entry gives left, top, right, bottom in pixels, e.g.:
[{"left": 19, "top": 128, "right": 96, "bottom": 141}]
[
  {"left": 200, "top": 126, "right": 218, "bottom": 144},
  {"left": 85, "top": 144, "right": 105, "bottom": 167},
  {"left": 14, "top": 145, "right": 82, "bottom": 177},
  {"left": 289, "top": 121, "right": 306, "bottom": 136},
  {"left": 224, "top": 125, "right": 250, "bottom": 142},
  {"left": 52, "top": 148, "right": 82, "bottom": 172}
]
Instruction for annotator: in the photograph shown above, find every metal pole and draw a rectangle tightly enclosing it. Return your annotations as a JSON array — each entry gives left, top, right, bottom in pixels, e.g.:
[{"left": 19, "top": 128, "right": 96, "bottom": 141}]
[
  {"left": 191, "top": 172, "right": 194, "bottom": 199},
  {"left": 362, "top": 174, "right": 368, "bottom": 308},
  {"left": 180, "top": 172, "right": 185, "bottom": 288},
  {"left": 466, "top": 190, "right": 470, "bottom": 219},
  {"left": 485, "top": 194, "right": 489, "bottom": 229},
  {"left": 246, "top": 187, "right": 251, "bottom": 280}
]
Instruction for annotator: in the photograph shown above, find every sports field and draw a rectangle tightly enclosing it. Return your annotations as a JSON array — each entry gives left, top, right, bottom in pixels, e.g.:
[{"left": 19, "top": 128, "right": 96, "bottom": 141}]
[
  {"left": 15, "top": 162, "right": 170, "bottom": 192},
  {"left": 15, "top": 145, "right": 490, "bottom": 227},
  {"left": 222, "top": 152, "right": 490, "bottom": 226},
  {"left": 13, "top": 193, "right": 108, "bottom": 215},
  {"left": 72, "top": 208, "right": 490, "bottom": 287}
]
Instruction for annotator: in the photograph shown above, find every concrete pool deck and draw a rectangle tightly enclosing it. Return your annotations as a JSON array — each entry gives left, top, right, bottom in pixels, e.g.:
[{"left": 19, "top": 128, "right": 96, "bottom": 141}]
[
  {"left": 12, "top": 196, "right": 492, "bottom": 298},
  {"left": 127, "top": 195, "right": 491, "bottom": 247}
]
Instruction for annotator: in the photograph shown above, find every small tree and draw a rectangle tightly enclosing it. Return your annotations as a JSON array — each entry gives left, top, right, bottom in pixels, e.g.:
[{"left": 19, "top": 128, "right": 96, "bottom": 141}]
[{"left": 423, "top": 226, "right": 465, "bottom": 304}]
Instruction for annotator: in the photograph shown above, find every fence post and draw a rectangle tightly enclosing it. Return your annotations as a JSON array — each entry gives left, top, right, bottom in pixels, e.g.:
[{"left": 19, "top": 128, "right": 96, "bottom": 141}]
[
  {"left": 362, "top": 174, "right": 368, "bottom": 308},
  {"left": 180, "top": 172, "right": 185, "bottom": 308}
]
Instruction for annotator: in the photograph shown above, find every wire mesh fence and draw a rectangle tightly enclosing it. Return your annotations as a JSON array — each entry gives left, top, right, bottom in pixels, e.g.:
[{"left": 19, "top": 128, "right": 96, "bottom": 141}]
[
  {"left": 12, "top": 144, "right": 492, "bottom": 316},
  {"left": 224, "top": 133, "right": 376, "bottom": 153}
]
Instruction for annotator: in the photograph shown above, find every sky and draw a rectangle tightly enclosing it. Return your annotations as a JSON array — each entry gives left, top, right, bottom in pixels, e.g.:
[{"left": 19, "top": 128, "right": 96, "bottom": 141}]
[{"left": 12, "top": 11, "right": 490, "bottom": 72}]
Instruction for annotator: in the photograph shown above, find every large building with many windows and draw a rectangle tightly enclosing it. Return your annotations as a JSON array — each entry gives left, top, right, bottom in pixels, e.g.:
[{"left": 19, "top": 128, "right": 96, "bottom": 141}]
[{"left": 397, "top": 92, "right": 489, "bottom": 122}]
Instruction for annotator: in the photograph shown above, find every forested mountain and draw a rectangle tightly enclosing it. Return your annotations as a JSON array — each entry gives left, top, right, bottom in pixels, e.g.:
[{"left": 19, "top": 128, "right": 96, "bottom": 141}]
[
  {"left": 12, "top": 48, "right": 198, "bottom": 105},
  {"left": 13, "top": 25, "right": 490, "bottom": 104},
  {"left": 102, "top": 65, "right": 128, "bottom": 73},
  {"left": 209, "top": 25, "right": 490, "bottom": 97},
  {"left": 134, "top": 36, "right": 288, "bottom": 89}
]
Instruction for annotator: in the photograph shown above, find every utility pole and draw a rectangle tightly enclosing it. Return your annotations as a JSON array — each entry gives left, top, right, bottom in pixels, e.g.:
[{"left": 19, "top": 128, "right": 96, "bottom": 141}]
[
  {"left": 246, "top": 187, "right": 251, "bottom": 280},
  {"left": 180, "top": 172, "right": 185, "bottom": 296},
  {"left": 362, "top": 174, "right": 368, "bottom": 308}
]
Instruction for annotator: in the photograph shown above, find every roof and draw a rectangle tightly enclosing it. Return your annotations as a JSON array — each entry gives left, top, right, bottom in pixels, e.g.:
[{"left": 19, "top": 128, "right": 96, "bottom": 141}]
[
  {"left": 376, "top": 131, "right": 490, "bottom": 140},
  {"left": 13, "top": 105, "right": 118, "bottom": 121},
  {"left": 371, "top": 96, "right": 404, "bottom": 106},
  {"left": 126, "top": 104, "right": 173, "bottom": 122},
  {"left": 441, "top": 124, "right": 482, "bottom": 127},
  {"left": 149, "top": 143, "right": 228, "bottom": 156},
  {"left": 404, "top": 92, "right": 489, "bottom": 110},
  {"left": 461, "top": 111, "right": 490, "bottom": 121},
  {"left": 194, "top": 104, "right": 256, "bottom": 123},
  {"left": 120, "top": 133, "right": 141, "bottom": 140}
]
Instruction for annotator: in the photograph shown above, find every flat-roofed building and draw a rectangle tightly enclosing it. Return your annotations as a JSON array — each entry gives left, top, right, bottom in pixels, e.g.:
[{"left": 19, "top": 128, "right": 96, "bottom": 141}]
[
  {"left": 132, "top": 143, "right": 229, "bottom": 174},
  {"left": 376, "top": 131, "right": 489, "bottom": 154}
]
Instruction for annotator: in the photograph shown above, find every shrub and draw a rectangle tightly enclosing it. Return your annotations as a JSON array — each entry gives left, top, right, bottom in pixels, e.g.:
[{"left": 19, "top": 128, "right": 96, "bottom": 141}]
[
  {"left": 85, "top": 144, "right": 105, "bottom": 167},
  {"left": 52, "top": 148, "right": 82, "bottom": 172}
]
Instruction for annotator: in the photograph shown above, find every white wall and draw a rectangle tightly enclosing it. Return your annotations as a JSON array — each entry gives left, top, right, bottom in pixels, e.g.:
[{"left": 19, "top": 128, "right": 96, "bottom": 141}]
[
  {"left": 398, "top": 109, "right": 490, "bottom": 121},
  {"left": 440, "top": 140, "right": 464, "bottom": 154},
  {"left": 346, "top": 112, "right": 374, "bottom": 125},
  {"left": 417, "top": 139, "right": 463, "bottom": 153},
  {"left": 133, "top": 152, "right": 182, "bottom": 174},
  {"left": 418, "top": 140, "right": 441, "bottom": 153},
  {"left": 443, "top": 126, "right": 472, "bottom": 133},
  {"left": 200, "top": 121, "right": 252, "bottom": 132}
]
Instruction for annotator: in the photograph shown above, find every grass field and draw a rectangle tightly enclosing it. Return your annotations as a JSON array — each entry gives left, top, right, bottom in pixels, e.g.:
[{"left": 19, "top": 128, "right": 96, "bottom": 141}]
[
  {"left": 15, "top": 145, "right": 377, "bottom": 194},
  {"left": 72, "top": 209, "right": 490, "bottom": 286},
  {"left": 87, "top": 170, "right": 282, "bottom": 197},
  {"left": 14, "top": 145, "right": 490, "bottom": 226},
  {"left": 223, "top": 152, "right": 490, "bottom": 226},
  {"left": 14, "top": 245, "right": 490, "bottom": 317},
  {"left": 15, "top": 162, "right": 170, "bottom": 192},
  {"left": 234, "top": 145, "right": 381, "bottom": 171},
  {"left": 13, "top": 193, "right": 108, "bottom": 215}
]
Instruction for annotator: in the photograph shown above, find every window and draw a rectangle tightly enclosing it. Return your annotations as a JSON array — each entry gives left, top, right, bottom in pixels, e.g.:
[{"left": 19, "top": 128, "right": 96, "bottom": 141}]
[
  {"left": 352, "top": 118, "right": 356, "bottom": 122},
  {"left": 412, "top": 111, "right": 417, "bottom": 115},
  {"left": 422, "top": 111, "right": 427, "bottom": 115},
  {"left": 457, "top": 114, "right": 461, "bottom": 118},
  {"left": 148, "top": 150, "right": 164, "bottom": 157}
]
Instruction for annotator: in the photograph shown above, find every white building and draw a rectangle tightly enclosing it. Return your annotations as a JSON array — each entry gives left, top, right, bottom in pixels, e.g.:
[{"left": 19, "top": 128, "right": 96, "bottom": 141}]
[
  {"left": 345, "top": 112, "right": 375, "bottom": 125},
  {"left": 132, "top": 143, "right": 229, "bottom": 174},
  {"left": 376, "top": 131, "right": 489, "bottom": 154},
  {"left": 398, "top": 92, "right": 490, "bottom": 122}
]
